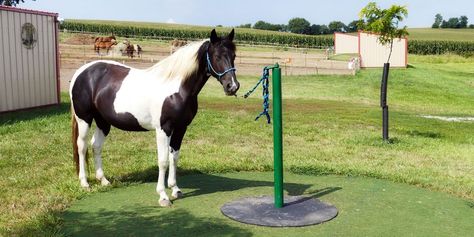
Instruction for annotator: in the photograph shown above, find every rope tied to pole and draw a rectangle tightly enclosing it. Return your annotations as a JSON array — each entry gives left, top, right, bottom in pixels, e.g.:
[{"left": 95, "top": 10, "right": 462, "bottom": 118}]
[{"left": 243, "top": 66, "right": 271, "bottom": 124}]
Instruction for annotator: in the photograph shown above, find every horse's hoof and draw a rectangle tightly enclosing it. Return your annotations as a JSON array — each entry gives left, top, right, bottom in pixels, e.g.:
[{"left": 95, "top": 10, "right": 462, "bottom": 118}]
[
  {"left": 172, "top": 190, "right": 183, "bottom": 199},
  {"left": 81, "top": 185, "right": 91, "bottom": 192},
  {"left": 159, "top": 199, "right": 172, "bottom": 207},
  {"left": 80, "top": 180, "right": 90, "bottom": 190},
  {"left": 100, "top": 178, "right": 111, "bottom": 186}
]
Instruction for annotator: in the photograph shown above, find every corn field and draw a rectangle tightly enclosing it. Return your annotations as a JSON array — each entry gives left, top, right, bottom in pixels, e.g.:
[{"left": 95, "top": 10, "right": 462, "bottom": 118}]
[{"left": 61, "top": 20, "right": 474, "bottom": 56}]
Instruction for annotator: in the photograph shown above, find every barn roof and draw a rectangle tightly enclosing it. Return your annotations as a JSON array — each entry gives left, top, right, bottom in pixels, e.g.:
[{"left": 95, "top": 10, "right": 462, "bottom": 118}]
[{"left": 0, "top": 5, "right": 58, "bottom": 17}]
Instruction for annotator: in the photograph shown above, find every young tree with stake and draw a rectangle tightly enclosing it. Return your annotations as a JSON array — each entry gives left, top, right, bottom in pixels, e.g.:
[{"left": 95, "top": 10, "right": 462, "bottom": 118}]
[{"left": 358, "top": 2, "right": 409, "bottom": 141}]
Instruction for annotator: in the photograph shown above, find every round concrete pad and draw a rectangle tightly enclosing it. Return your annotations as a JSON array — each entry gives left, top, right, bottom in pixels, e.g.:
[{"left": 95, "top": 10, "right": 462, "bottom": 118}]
[{"left": 221, "top": 195, "right": 338, "bottom": 227}]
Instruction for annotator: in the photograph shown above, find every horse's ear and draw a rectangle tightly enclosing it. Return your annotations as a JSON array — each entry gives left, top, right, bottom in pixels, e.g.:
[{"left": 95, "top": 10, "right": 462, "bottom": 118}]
[
  {"left": 227, "top": 28, "right": 235, "bottom": 41},
  {"left": 210, "top": 29, "right": 219, "bottom": 43}
]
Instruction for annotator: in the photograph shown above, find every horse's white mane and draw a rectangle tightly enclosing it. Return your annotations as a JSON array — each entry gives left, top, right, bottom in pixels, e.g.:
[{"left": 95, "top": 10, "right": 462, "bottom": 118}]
[{"left": 147, "top": 40, "right": 206, "bottom": 82}]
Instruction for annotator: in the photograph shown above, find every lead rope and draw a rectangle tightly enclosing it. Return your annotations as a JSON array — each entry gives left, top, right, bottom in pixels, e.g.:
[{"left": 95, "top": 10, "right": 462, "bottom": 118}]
[{"left": 244, "top": 67, "right": 271, "bottom": 124}]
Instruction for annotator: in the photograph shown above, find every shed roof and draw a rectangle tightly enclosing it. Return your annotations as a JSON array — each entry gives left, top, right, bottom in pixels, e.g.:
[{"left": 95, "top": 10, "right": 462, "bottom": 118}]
[{"left": 0, "top": 5, "right": 57, "bottom": 17}]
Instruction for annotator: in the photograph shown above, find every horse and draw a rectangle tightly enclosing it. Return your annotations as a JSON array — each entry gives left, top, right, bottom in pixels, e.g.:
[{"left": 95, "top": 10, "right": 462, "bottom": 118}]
[
  {"left": 124, "top": 43, "right": 135, "bottom": 58},
  {"left": 134, "top": 44, "right": 142, "bottom": 58},
  {"left": 70, "top": 29, "right": 239, "bottom": 207},
  {"left": 94, "top": 36, "right": 117, "bottom": 55},
  {"left": 124, "top": 43, "right": 142, "bottom": 58},
  {"left": 120, "top": 40, "right": 142, "bottom": 58},
  {"left": 170, "top": 39, "right": 188, "bottom": 54}
]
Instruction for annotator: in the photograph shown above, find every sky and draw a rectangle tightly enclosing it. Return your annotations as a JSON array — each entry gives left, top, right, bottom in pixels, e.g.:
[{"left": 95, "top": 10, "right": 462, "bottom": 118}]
[{"left": 19, "top": 0, "right": 474, "bottom": 28}]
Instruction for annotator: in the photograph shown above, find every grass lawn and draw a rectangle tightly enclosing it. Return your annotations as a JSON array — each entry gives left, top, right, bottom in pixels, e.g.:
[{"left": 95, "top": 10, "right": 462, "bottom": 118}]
[
  {"left": 0, "top": 54, "right": 473, "bottom": 236},
  {"left": 408, "top": 28, "right": 474, "bottom": 41}
]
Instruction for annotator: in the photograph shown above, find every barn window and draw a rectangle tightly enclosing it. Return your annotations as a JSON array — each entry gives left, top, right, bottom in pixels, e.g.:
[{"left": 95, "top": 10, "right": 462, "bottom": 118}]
[{"left": 21, "top": 23, "right": 37, "bottom": 49}]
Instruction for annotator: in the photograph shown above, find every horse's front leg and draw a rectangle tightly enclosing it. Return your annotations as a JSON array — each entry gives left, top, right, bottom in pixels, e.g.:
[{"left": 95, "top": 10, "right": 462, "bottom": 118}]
[
  {"left": 156, "top": 129, "right": 172, "bottom": 207},
  {"left": 168, "top": 126, "right": 187, "bottom": 199},
  {"left": 168, "top": 149, "right": 182, "bottom": 199}
]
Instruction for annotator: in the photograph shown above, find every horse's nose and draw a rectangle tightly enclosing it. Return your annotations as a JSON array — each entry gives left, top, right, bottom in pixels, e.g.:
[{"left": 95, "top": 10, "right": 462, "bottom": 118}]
[
  {"left": 226, "top": 79, "right": 239, "bottom": 95},
  {"left": 233, "top": 80, "right": 240, "bottom": 92}
]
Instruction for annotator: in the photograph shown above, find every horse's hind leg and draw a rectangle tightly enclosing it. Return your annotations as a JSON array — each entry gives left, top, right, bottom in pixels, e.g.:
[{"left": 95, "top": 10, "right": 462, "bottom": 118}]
[
  {"left": 91, "top": 116, "right": 111, "bottom": 186},
  {"left": 91, "top": 128, "right": 110, "bottom": 186},
  {"left": 76, "top": 117, "right": 91, "bottom": 188}
]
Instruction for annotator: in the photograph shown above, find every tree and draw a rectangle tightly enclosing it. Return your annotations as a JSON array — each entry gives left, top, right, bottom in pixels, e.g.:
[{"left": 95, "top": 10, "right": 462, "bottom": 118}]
[
  {"left": 309, "top": 24, "right": 322, "bottom": 35},
  {"left": 358, "top": 2, "right": 408, "bottom": 62},
  {"left": 253, "top": 20, "right": 284, "bottom": 31},
  {"left": 459, "top": 16, "right": 468, "bottom": 28},
  {"left": 432, "top": 14, "right": 443, "bottom": 28},
  {"left": 319, "top": 24, "right": 330, "bottom": 34},
  {"left": 0, "top": 0, "right": 28, "bottom": 6},
  {"left": 237, "top": 23, "right": 251, "bottom": 28},
  {"left": 440, "top": 20, "right": 449, "bottom": 28},
  {"left": 358, "top": 2, "right": 408, "bottom": 142},
  {"left": 447, "top": 17, "right": 460, "bottom": 28},
  {"left": 287, "top": 17, "right": 311, "bottom": 34},
  {"left": 328, "top": 21, "right": 346, "bottom": 33},
  {"left": 253, "top": 20, "right": 270, "bottom": 30},
  {"left": 346, "top": 20, "right": 363, "bottom": 32},
  {"left": 438, "top": 16, "right": 468, "bottom": 28},
  {"left": 470, "top": 24, "right": 474, "bottom": 29}
]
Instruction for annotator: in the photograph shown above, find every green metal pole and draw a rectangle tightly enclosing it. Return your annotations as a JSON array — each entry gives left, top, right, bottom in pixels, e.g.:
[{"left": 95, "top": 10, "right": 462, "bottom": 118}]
[{"left": 272, "top": 63, "right": 284, "bottom": 208}]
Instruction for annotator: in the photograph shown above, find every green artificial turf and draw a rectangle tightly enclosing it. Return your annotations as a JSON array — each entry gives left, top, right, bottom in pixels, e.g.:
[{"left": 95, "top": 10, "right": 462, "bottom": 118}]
[{"left": 62, "top": 172, "right": 474, "bottom": 237}]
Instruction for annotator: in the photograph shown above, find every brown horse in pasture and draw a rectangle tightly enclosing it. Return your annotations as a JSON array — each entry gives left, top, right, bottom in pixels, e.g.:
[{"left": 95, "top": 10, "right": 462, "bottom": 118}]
[{"left": 94, "top": 36, "right": 117, "bottom": 55}]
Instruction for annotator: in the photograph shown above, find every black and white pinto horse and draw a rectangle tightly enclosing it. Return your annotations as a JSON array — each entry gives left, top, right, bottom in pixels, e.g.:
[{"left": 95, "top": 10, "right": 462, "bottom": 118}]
[{"left": 70, "top": 29, "right": 239, "bottom": 207}]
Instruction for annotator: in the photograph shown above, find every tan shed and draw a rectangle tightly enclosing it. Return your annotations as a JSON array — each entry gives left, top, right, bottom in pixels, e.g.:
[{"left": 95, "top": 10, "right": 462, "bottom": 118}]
[
  {"left": 334, "top": 31, "right": 407, "bottom": 68},
  {"left": 358, "top": 32, "right": 407, "bottom": 68},
  {"left": 334, "top": 32, "right": 358, "bottom": 54},
  {"left": 0, "top": 6, "right": 60, "bottom": 113}
]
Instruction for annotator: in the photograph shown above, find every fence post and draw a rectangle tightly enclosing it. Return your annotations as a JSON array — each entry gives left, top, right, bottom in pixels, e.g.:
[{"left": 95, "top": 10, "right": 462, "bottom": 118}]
[{"left": 272, "top": 64, "right": 283, "bottom": 208}]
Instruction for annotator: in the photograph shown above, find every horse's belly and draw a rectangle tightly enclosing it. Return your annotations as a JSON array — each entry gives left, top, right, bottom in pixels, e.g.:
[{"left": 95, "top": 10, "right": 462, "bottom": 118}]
[
  {"left": 113, "top": 73, "right": 181, "bottom": 131},
  {"left": 113, "top": 92, "right": 156, "bottom": 130}
]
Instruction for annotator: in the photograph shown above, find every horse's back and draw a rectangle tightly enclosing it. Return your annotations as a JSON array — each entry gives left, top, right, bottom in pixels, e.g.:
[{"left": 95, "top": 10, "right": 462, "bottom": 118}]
[
  {"left": 70, "top": 60, "right": 130, "bottom": 115},
  {"left": 70, "top": 61, "right": 149, "bottom": 131}
]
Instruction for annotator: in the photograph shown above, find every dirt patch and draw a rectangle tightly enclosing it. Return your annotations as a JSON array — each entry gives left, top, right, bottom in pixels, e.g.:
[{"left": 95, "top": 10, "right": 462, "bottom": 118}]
[
  {"left": 420, "top": 115, "right": 474, "bottom": 122},
  {"left": 64, "top": 33, "right": 96, "bottom": 45}
]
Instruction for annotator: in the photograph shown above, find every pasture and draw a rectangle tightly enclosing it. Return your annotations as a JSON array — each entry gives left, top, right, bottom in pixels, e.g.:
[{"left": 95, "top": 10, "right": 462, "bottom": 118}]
[
  {"left": 407, "top": 28, "right": 474, "bottom": 41},
  {"left": 1, "top": 49, "right": 473, "bottom": 235}
]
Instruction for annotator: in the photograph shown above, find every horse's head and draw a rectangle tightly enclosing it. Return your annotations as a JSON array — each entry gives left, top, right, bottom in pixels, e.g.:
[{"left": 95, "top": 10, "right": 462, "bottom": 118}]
[{"left": 207, "top": 29, "right": 239, "bottom": 96}]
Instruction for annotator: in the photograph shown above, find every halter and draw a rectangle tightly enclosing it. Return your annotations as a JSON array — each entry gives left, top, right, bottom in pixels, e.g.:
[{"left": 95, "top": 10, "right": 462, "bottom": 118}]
[{"left": 206, "top": 51, "right": 236, "bottom": 80}]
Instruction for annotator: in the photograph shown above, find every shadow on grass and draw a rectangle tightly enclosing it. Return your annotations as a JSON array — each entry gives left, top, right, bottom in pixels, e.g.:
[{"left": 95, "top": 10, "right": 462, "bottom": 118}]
[
  {"left": 62, "top": 206, "right": 253, "bottom": 237},
  {"left": 119, "top": 167, "right": 341, "bottom": 200},
  {"left": 405, "top": 130, "right": 443, "bottom": 139},
  {"left": 0, "top": 102, "right": 70, "bottom": 126}
]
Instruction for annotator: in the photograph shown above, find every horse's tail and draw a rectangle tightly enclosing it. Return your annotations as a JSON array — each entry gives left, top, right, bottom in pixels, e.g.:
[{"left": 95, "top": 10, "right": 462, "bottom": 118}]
[{"left": 71, "top": 107, "right": 80, "bottom": 175}]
